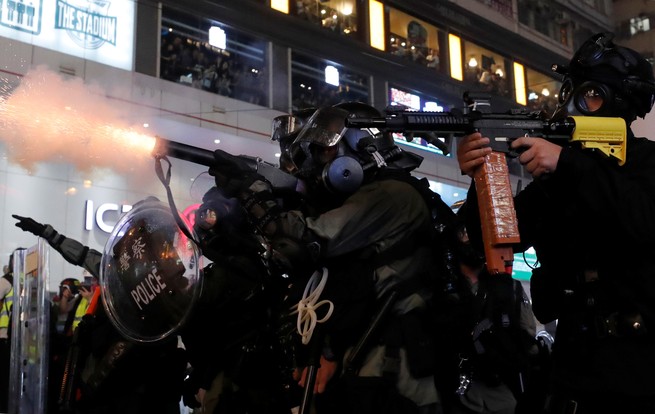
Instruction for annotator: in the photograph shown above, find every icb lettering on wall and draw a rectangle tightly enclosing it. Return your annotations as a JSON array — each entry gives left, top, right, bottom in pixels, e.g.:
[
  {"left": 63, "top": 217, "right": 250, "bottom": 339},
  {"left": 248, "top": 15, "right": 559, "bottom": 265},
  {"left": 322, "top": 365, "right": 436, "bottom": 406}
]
[
  {"left": 0, "top": 0, "right": 135, "bottom": 70},
  {"left": 85, "top": 200, "right": 200, "bottom": 234},
  {"left": 85, "top": 200, "right": 132, "bottom": 233}
]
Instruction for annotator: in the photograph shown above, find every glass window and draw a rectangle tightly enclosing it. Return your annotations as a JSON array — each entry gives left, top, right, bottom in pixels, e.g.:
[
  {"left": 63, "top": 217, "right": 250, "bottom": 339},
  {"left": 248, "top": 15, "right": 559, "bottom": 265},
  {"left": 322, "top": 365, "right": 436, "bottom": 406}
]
[
  {"left": 526, "top": 68, "right": 561, "bottom": 115},
  {"left": 291, "top": 52, "right": 368, "bottom": 111},
  {"left": 517, "top": 0, "right": 571, "bottom": 47},
  {"left": 160, "top": 8, "right": 269, "bottom": 106},
  {"left": 462, "top": 40, "right": 510, "bottom": 98},
  {"left": 388, "top": 85, "right": 451, "bottom": 157},
  {"left": 292, "top": 0, "right": 358, "bottom": 37},
  {"left": 387, "top": 8, "right": 442, "bottom": 72},
  {"left": 630, "top": 16, "right": 651, "bottom": 36}
]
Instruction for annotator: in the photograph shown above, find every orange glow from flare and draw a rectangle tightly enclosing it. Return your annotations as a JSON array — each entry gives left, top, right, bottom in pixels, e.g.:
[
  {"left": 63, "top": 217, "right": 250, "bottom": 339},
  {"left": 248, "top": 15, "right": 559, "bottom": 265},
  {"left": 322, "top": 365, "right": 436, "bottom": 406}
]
[{"left": 103, "top": 127, "right": 157, "bottom": 153}]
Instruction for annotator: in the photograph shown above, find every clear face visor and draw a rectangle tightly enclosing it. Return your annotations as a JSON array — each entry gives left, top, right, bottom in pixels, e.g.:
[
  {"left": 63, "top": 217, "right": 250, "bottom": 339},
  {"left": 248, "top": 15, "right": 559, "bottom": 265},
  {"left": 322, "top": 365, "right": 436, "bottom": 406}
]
[
  {"left": 293, "top": 107, "right": 350, "bottom": 147},
  {"left": 289, "top": 107, "right": 350, "bottom": 173},
  {"left": 271, "top": 114, "right": 305, "bottom": 143}
]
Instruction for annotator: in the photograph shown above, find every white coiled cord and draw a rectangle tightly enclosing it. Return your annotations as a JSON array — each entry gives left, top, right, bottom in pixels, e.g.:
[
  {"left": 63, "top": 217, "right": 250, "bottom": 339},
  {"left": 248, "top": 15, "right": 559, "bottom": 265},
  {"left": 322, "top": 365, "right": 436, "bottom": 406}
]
[{"left": 292, "top": 267, "right": 334, "bottom": 345}]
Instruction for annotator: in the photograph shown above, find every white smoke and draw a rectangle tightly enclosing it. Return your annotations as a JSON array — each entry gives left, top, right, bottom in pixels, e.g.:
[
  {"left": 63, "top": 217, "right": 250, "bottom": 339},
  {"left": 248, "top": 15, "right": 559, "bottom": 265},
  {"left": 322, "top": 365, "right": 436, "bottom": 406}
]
[{"left": 0, "top": 65, "right": 157, "bottom": 174}]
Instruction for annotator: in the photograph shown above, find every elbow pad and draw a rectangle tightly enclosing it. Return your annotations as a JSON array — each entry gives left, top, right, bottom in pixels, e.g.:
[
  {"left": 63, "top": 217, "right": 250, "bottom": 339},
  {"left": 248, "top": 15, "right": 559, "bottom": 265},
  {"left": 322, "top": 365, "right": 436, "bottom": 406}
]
[{"left": 42, "top": 225, "right": 65, "bottom": 249}]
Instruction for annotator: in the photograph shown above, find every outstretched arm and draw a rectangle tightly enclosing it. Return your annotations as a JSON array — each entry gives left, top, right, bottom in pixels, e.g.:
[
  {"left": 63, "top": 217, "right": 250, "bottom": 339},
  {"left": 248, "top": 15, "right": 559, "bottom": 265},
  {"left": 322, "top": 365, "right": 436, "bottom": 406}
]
[{"left": 13, "top": 214, "right": 103, "bottom": 277}]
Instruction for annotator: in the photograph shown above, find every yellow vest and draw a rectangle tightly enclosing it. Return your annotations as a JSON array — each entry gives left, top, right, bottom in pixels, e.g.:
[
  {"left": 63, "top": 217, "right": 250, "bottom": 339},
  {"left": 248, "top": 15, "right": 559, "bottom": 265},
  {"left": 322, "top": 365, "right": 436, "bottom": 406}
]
[
  {"left": 71, "top": 296, "right": 89, "bottom": 331},
  {"left": 0, "top": 286, "right": 14, "bottom": 330}
]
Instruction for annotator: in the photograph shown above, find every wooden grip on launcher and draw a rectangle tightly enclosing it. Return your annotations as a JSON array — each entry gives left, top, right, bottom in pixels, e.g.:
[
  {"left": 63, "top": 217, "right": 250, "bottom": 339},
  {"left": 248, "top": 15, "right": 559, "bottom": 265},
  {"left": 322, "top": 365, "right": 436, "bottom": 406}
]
[{"left": 473, "top": 152, "right": 520, "bottom": 274}]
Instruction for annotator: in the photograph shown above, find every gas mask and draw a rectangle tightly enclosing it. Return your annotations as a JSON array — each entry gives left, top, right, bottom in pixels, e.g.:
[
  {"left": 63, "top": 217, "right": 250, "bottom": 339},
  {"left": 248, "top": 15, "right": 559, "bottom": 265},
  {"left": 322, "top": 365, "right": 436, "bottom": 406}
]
[
  {"left": 552, "top": 79, "right": 618, "bottom": 120},
  {"left": 551, "top": 32, "right": 655, "bottom": 124},
  {"left": 288, "top": 106, "right": 367, "bottom": 195}
]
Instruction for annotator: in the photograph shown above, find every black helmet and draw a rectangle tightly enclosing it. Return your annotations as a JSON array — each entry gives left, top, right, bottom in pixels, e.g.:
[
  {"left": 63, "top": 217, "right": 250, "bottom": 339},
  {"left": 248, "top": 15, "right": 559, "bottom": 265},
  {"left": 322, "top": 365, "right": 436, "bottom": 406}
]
[
  {"left": 552, "top": 32, "right": 655, "bottom": 123},
  {"left": 194, "top": 187, "right": 262, "bottom": 260}
]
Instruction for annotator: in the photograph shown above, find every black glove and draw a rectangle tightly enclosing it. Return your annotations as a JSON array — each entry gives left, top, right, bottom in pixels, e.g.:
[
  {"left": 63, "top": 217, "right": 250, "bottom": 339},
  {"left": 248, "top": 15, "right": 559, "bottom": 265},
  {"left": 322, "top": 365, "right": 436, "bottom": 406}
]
[
  {"left": 12, "top": 214, "right": 47, "bottom": 237},
  {"left": 209, "top": 149, "right": 265, "bottom": 197},
  {"left": 182, "top": 376, "right": 202, "bottom": 409}
]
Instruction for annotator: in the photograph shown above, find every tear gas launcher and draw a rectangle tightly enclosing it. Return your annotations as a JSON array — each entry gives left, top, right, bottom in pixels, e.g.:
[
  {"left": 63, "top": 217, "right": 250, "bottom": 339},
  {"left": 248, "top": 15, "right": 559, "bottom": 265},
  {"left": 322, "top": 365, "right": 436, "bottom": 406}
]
[
  {"left": 346, "top": 106, "right": 627, "bottom": 275},
  {"left": 151, "top": 137, "right": 298, "bottom": 193}
]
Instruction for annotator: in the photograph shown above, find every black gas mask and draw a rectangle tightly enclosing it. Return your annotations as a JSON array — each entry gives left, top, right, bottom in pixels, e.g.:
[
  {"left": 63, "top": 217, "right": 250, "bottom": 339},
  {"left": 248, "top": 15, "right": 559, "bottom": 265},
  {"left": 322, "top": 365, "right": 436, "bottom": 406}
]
[
  {"left": 554, "top": 79, "right": 617, "bottom": 119},
  {"left": 551, "top": 32, "right": 655, "bottom": 124},
  {"left": 288, "top": 106, "right": 366, "bottom": 195}
]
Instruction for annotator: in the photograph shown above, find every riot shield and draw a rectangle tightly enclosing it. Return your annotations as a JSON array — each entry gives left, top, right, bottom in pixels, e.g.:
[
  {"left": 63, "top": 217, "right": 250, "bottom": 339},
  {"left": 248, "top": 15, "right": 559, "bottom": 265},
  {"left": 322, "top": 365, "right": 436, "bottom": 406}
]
[
  {"left": 100, "top": 198, "right": 201, "bottom": 343},
  {"left": 8, "top": 243, "right": 49, "bottom": 414}
]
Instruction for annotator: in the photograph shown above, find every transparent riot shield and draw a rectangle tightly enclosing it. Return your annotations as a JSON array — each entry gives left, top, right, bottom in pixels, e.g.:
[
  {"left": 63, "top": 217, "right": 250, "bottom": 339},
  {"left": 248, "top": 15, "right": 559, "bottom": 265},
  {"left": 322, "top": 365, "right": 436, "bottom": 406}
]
[
  {"left": 8, "top": 242, "right": 49, "bottom": 414},
  {"left": 100, "top": 197, "right": 202, "bottom": 343}
]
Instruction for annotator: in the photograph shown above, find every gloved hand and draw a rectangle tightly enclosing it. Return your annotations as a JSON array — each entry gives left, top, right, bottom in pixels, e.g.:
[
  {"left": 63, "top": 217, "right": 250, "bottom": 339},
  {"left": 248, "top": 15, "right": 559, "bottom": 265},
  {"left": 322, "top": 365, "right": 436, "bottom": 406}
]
[
  {"left": 209, "top": 149, "right": 266, "bottom": 197},
  {"left": 182, "top": 376, "right": 202, "bottom": 409},
  {"left": 12, "top": 214, "right": 47, "bottom": 237}
]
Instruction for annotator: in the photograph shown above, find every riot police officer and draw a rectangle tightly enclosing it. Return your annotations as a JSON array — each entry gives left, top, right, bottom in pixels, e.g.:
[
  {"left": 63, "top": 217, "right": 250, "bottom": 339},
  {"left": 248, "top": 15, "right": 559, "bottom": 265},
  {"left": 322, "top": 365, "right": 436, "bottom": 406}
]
[
  {"left": 210, "top": 102, "right": 451, "bottom": 414},
  {"left": 180, "top": 186, "right": 300, "bottom": 414},
  {"left": 456, "top": 32, "right": 655, "bottom": 413}
]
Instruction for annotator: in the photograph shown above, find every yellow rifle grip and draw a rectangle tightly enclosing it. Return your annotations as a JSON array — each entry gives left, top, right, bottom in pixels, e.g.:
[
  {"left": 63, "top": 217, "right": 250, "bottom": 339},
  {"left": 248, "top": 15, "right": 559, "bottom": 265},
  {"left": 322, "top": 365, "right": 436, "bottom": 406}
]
[{"left": 569, "top": 116, "right": 627, "bottom": 165}]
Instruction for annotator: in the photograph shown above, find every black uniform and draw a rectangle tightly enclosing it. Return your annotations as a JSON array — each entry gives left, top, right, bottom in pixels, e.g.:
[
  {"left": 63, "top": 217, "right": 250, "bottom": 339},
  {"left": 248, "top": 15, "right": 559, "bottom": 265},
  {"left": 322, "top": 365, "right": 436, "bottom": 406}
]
[{"left": 464, "top": 133, "right": 655, "bottom": 413}]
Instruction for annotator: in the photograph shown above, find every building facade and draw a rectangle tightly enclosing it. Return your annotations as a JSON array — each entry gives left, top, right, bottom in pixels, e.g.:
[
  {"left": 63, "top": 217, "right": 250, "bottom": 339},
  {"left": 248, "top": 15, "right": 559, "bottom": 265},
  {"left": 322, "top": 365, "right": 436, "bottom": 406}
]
[{"left": 0, "top": 0, "right": 614, "bottom": 289}]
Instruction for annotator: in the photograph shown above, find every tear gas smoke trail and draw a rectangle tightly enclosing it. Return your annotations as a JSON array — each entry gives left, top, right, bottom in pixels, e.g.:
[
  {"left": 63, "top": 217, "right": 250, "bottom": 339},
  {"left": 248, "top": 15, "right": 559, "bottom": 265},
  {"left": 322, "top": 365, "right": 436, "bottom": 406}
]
[{"left": 0, "top": 65, "right": 157, "bottom": 174}]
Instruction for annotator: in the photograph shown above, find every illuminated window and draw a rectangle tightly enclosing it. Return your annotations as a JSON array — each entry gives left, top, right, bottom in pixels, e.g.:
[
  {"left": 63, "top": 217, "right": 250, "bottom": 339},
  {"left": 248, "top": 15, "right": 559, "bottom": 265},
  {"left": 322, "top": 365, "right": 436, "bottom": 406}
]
[
  {"left": 369, "top": 0, "right": 385, "bottom": 50},
  {"left": 291, "top": 52, "right": 368, "bottom": 111},
  {"left": 449, "top": 34, "right": 463, "bottom": 81},
  {"left": 325, "top": 65, "right": 340, "bottom": 86},
  {"left": 161, "top": 8, "right": 269, "bottom": 106},
  {"left": 208, "top": 26, "right": 226, "bottom": 49},
  {"left": 388, "top": 86, "right": 449, "bottom": 156},
  {"left": 514, "top": 62, "right": 527, "bottom": 106},
  {"left": 271, "top": 0, "right": 289, "bottom": 14},
  {"left": 525, "top": 68, "right": 561, "bottom": 113},
  {"left": 630, "top": 16, "right": 651, "bottom": 35},
  {"left": 387, "top": 7, "right": 442, "bottom": 71}
]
